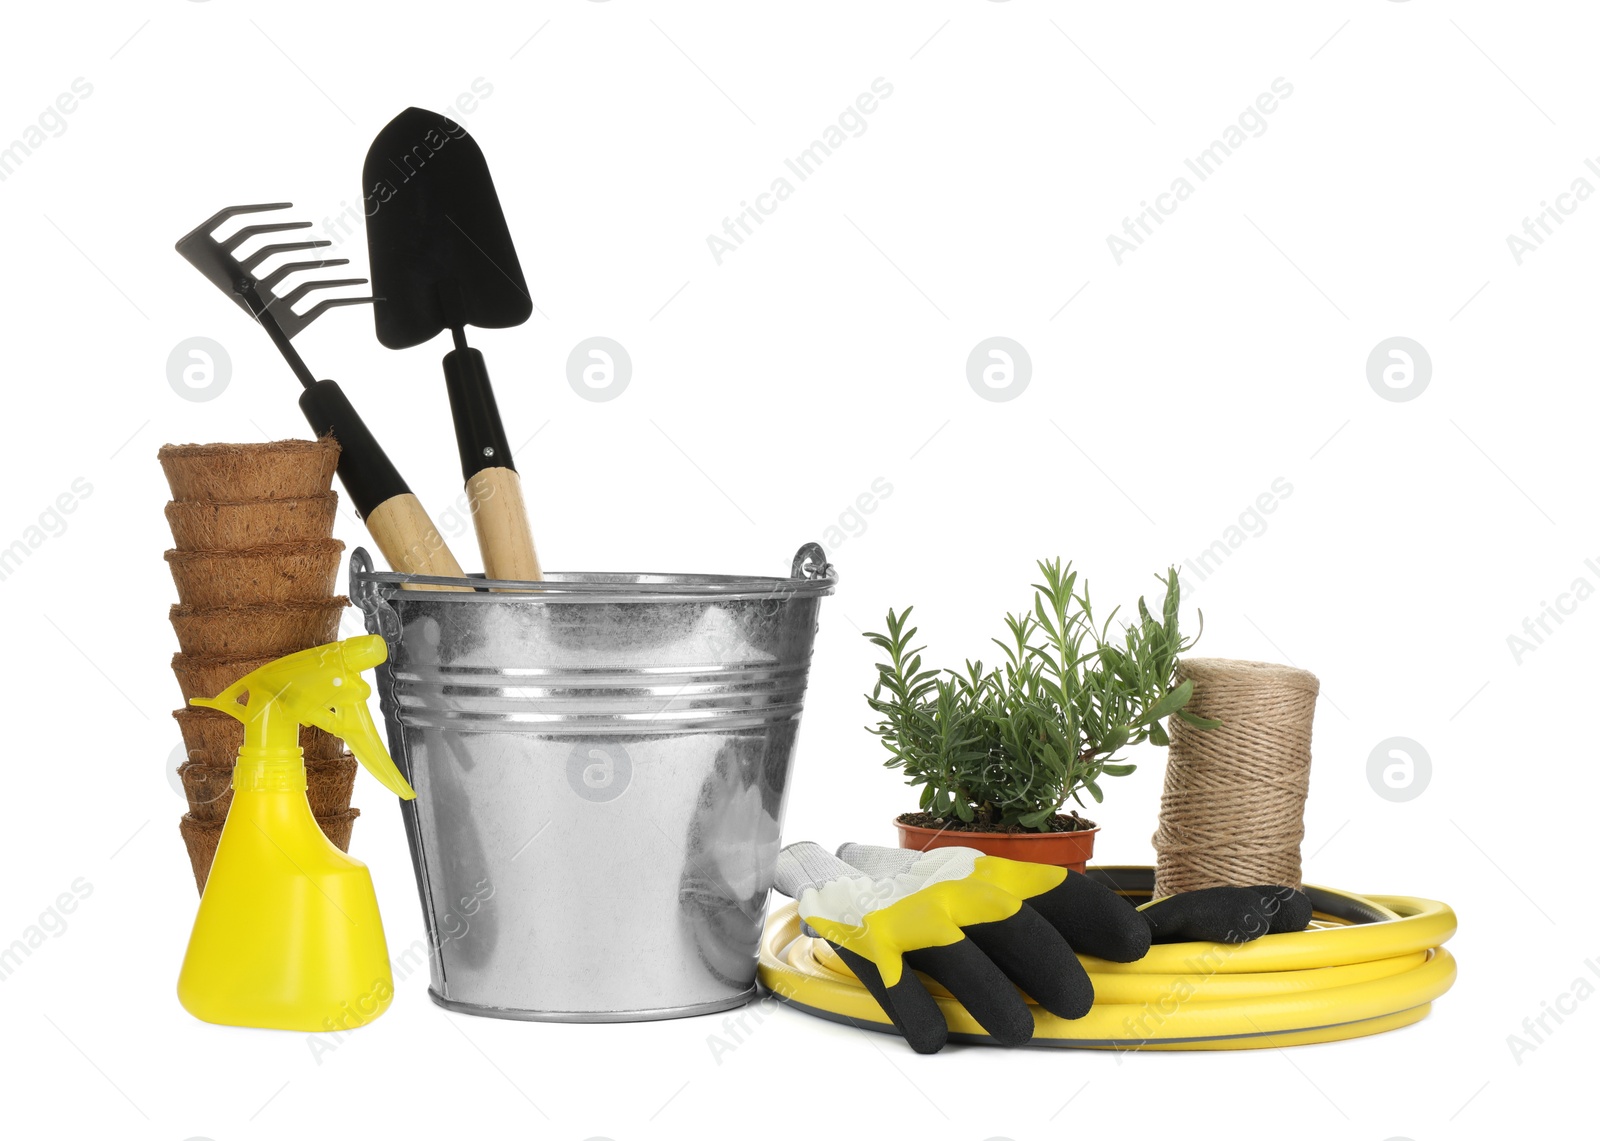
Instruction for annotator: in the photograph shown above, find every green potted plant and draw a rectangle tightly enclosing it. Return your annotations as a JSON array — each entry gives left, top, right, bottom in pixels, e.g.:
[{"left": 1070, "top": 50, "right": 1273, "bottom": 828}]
[{"left": 864, "top": 559, "right": 1214, "bottom": 870}]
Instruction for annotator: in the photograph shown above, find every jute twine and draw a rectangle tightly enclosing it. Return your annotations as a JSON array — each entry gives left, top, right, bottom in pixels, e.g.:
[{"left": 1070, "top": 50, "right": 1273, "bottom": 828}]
[{"left": 1152, "top": 658, "right": 1319, "bottom": 896}]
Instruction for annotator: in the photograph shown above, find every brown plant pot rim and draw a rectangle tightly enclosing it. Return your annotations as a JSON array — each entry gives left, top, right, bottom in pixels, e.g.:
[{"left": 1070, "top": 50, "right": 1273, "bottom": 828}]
[
  {"left": 169, "top": 596, "right": 350, "bottom": 619},
  {"left": 164, "top": 494, "right": 338, "bottom": 551},
  {"left": 158, "top": 438, "right": 340, "bottom": 502},
  {"left": 178, "top": 754, "right": 358, "bottom": 821},
  {"left": 163, "top": 539, "right": 345, "bottom": 565},
  {"left": 167, "top": 596, "right": 349, "bottom": 659},
  {"left": 164, "top": 540, "right": 344, "bottom": 608},
  {"left": 170, "top": 652, "right": 280, "bottom": 703},
  {"left": 894, "top": 816, "right": 1100, "bottom": 872}
]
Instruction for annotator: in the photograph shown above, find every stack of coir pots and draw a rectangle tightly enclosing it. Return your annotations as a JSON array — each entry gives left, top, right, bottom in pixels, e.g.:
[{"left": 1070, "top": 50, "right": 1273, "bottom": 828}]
[{"left": 160, "top": 439, "right": 360, "bottom": 893}]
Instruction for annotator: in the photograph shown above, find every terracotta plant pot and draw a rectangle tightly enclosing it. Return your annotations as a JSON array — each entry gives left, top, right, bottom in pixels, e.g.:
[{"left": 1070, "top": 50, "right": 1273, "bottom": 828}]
[
  {"left": 158, "top": 439, "right": 340, "bottom": 502},
  {"left": 164, "top": 494, "right": 338, "bottom": 551},
  {"left": 169, "top": 597, "right": 348, "bottom": 659},
  {"left": 894, "top": 816, "right": 1100, "bottom": 872},
  {"left": 164, "top": 540, "right": 344, "bottom": 607}
]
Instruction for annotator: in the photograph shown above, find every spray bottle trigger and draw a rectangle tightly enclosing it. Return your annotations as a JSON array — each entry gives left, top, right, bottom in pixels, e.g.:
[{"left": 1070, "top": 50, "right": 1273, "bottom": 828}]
[
  {"left": 185, "top": 636, "right": 416, "bottom": 800},
  {"left": 309, "top": 636, "right": 415, "bottom": 801},
  {"left": 320, "top": 689, "right": 416, "bottom": 801}
]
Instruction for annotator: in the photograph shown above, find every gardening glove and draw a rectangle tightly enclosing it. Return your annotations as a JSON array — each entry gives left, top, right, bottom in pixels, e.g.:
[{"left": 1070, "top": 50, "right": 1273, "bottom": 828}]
[
  {"left": 1141, "top": 884, "right": 1313, "bottom": 943},
  {"left": 774, "top": 841, "right": 1150, "bottom": 1054},
  {"left": 836, "top": 842, "right": 1154, "bottom": 963},
  {"left": 848, "top": 844, "right": 1313, "bottom": 946}
]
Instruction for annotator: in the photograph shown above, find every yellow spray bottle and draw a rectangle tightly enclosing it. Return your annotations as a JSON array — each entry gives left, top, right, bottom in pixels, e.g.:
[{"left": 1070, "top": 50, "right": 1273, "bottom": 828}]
[{"left": 177, "top": 635, "right": 416, "bottom": 1032}]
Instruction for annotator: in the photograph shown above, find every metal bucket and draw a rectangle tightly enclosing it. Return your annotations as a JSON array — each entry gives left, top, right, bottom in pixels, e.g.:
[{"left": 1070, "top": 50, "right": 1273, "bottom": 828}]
[{"left": 349, "top": 543, "right": 836, "bottom": 1022}]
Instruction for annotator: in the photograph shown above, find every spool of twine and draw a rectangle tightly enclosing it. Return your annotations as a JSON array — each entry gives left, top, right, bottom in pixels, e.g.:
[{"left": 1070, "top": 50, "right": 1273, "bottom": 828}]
[{"left": 1152, "top": 658, "right": 1319, "bottom": 897}]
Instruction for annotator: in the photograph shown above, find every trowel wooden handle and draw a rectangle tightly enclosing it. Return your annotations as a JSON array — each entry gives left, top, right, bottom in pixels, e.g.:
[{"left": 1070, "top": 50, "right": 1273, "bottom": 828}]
[
  {"left": 365, "top": 493, "right": 473, "bottom": 590},
  {"left": 467, "top": 467, "right": 543, "bottom": 584},
  {"left": 442, "top": 347, "right": 543, "bottom": 586}
]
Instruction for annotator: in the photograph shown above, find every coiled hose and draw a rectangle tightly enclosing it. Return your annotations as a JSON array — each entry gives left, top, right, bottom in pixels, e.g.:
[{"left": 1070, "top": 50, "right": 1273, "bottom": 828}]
[{"left": 758, "top": 867, "right": 1456, "bottom": 1049}]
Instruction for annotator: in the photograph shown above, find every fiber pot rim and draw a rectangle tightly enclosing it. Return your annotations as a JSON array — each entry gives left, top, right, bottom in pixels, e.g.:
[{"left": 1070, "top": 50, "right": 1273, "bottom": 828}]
[
  {"left": 164, "top": 491, "right": 338, "bottom": 510},
  {"left": 158, "top": 439, "right": 338, "bottom": 459},
  {"left": 164, "top": 538, "right": 345, "bottom": 565}
]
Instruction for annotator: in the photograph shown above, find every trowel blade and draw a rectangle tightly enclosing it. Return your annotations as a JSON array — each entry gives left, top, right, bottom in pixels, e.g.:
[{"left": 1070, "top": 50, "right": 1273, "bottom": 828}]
[{"left": 362, "top": 106, "right": 533, "bottom": 350}]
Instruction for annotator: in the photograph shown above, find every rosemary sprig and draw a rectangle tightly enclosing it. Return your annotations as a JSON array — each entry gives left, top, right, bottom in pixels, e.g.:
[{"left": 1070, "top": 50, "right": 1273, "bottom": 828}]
[{"left": 864, "top": 560, "right": 1216, "bottom": 832}]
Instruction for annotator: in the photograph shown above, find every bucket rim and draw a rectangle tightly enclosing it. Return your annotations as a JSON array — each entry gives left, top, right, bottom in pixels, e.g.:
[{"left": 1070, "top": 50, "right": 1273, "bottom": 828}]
[{"left": 348, "top": 544, "right": 837, "bottom": 602}]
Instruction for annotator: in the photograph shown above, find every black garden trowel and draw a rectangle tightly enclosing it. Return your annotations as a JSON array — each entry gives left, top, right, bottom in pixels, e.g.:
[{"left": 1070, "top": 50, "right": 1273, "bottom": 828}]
[{"left": 363, "top": 107, "right": 542, "bottom": 583}]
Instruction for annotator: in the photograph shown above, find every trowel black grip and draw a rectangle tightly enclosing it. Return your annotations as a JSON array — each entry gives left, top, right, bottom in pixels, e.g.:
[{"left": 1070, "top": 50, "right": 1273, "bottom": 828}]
[
  {"left": 442, "top": 348, "right": 515, "bottom": 481},
  {"left": 297, "top": 379, "right": 410, "bottom": 520}
]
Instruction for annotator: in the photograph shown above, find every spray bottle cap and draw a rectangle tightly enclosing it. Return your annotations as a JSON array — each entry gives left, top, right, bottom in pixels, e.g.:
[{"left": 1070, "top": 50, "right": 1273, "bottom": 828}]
[{"left": 190, "top": 635, "right": 415, "bottom": 800}]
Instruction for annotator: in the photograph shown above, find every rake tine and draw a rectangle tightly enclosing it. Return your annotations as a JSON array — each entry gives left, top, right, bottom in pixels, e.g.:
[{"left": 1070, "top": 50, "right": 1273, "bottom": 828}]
[
  {"left": 241, "top": 239, "right": 333, "bottom": 273},
  {"left": 221, "top": 220, "right": 311, "bottom": 252},
  {"left": 280, "top": 277, "right": 368, "bottom": 310},
  {"left": 185, "top": 202, "right": 295, "bottom": 240},
  {"left": 296, "top": 296, "right": 377, "bottom": 328},
  {"left": 178, "top": 203, "right": 372, "bottom": 342},
  {"left": 260, "top": 258, "right": 351, "bottom": 292}
]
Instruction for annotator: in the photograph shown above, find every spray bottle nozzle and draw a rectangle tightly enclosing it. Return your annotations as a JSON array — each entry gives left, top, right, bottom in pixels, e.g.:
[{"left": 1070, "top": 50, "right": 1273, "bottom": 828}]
[{"left": 190, "top": 635, "right": 415, "bottom": 800}]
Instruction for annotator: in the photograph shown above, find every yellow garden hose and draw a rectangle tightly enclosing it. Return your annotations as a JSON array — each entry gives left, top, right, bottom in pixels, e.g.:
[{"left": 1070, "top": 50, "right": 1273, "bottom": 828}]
[{"left": 758, "top": 870, "right": 1457, "bottom": 1050}]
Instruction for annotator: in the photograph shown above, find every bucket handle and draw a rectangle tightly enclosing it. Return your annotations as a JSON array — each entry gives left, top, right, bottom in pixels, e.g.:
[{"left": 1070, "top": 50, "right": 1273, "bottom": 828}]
[
  {"left": 350, "top": 544, "right": 835, "bottom": 599},
  {"left": 791, "top": 542, "right": 836, "bottom": 583},
  {"left": 349, "top": 547, "right": 402, "bottom": 643}
]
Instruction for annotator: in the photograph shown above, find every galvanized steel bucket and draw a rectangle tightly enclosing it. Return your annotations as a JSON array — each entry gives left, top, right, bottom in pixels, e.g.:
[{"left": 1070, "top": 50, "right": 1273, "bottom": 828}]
[{"left": 349, "top": 543, "right": 836, "bottom": 1022}]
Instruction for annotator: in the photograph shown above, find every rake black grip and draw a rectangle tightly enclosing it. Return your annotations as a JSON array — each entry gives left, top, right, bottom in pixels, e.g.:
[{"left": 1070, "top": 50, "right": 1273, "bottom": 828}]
[{"left": 297, "top": 380, "right": 410, "bottom": 520}]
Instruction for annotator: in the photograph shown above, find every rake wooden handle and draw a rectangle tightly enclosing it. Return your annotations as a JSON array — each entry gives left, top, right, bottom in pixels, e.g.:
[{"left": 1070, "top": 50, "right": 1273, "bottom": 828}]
[
  {"left": 467, "top": 467, "right": 542, "bottom": 584},
  {"left": 364, "top": 493, "right": 472, "bottom": 589},
  {"left": 298, "top": 381, "right": 473, "bottom": 592}
]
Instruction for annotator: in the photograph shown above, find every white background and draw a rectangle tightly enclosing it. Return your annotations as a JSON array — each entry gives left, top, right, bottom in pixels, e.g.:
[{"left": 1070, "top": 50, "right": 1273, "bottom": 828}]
[{"left": 0, "top": 2, "right": 1591, "bottom": 1137}]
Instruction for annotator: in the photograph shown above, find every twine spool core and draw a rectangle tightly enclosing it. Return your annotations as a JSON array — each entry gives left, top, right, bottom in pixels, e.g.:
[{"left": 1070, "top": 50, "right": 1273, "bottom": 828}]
[{"left": 1152, "top": 658, "right": 1318, "bottom": 896}]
